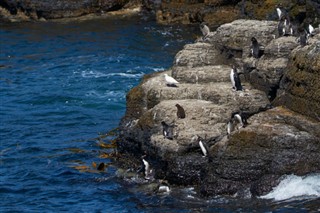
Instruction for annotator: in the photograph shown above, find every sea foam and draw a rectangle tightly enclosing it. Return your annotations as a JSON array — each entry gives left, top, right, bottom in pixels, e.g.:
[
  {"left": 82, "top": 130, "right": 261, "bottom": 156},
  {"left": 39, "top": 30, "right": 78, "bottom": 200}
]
[{"left": 260, "top": 174, "right": 320, "bottom": 201}]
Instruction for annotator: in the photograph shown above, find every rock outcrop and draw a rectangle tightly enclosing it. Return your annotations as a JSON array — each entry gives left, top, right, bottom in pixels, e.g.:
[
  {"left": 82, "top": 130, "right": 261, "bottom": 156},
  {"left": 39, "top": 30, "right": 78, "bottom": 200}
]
[
  {"left": 0, "top": 0, "right": 142, "bottom": 22},
  {"left": 118, "top": 19, "right": 320, "bottom": 197},
  {"left": 155, "top": 0, "right": 319, "bottom": 26},
  {"left": 274, "top": 36, "right": 320, "bottom": 120}
]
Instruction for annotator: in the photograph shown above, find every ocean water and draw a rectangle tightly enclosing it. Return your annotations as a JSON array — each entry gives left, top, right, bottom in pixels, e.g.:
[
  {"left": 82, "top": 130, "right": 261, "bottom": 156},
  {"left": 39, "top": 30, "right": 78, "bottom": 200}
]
[{"left": 1, "top": 15, "right": 319, "bottom": 212}]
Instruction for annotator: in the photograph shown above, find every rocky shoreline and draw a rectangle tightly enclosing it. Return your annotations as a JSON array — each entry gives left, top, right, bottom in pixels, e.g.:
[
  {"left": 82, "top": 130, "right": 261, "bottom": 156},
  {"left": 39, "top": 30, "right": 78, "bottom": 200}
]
[
  {"left": 117, "top": 19, "right": 320, "bottom": 197},
  {"left": 2, "top": 0, "right": 319, "bottom": 25},
  {"left": 0, "top": 0, "right": 143, "bottom": 22}
]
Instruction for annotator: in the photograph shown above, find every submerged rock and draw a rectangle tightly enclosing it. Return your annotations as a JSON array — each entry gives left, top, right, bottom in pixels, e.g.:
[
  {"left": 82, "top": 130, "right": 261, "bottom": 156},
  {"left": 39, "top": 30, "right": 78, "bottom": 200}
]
[{"left": 118, "top": 19, "right": 320, "bottom": 197}]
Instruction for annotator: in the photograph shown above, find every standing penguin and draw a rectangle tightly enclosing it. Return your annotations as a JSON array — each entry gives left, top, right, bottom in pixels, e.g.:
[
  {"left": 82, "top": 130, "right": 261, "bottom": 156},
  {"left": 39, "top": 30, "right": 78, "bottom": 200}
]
[
  {"left": 282, "top": 18, "right": 294, "bottom": 36},
  {"left": 230, "top": 65, "right": 242, "bottom": 91},
  {"left": 141, "top": 155, "right": 153, "bottom": 180},
  {"left": 175, "top": 104, "right": 186, "bottom": 119},
  {"left": 231, "top": 111, "right": 248, "bottom": 129},
  {"left": 276, "top": 6, "right": 288, "bottom": 21},
  {"left": 298, "top": 30, "right": 308, "bottom": 46},
  {"left": 200, "top": 23, "right": 210, "bottom": 40},
  {"left": 250, "top": 37, "right": 262, "bottom": 58},
  {"left": 227, "top": 118, "right": 235, "bottom": 138},
  {"left": 161, "top": 121, "right": 175, "bottom": 140},
  {"left": 306, "top": 23, "right": 315, "bottom": 38},
  {"left": 277, "top": 17, "right": 286, "bottom": 37},
  {"left": 196, "top": 135, "right": 209, "bottom": 157}
]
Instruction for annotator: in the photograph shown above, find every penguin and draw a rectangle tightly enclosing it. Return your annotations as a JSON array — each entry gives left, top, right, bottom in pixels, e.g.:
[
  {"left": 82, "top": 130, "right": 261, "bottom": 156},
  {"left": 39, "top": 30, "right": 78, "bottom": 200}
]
[
  {"left": 230, "top": 65, "right": 242, "bottom": 91},
  {"left": 200, "top": 23, "right": 210, "bottom": 40},
  {"left": 276, "top": 6, "right": 288, "bottom": 21},
  {"left": 228, "top": 105, "right": 273, "bottom": 135},
  {"left": 308, "top": 24, "right": 315, "bottom": 35},
  {"left": 306, "top": 24, "right": 315, "bottom": 38},
  {"left": 297, "top": 30, "right": 308, "bottom": 46},
  {"left": 141, "top": 156, "right": 153, "bottom": 180},
  {"left": 250, "top": 37, "right": 262, "bottom": 58},
  {"left": 277, "top": 17, "right": 286, "bottom": 37},
  {"left": 164, "top": 74, "right": 179, "bottom": 87},
  {"left": 196, "top": 135, "right": 209, "bottom": 157},
  {"left": 231, "top": 111, "right": 249, "bottom": 129},
  {"left": 227, "top": 118, "right": 235, "bottom": 138},
  {"left": 276, "top": 7, "right": 282, "bottom": 20},
  {"left": 157, "top": 180, "right": 170, "bottom": 194},
  {"left": 161, "top": 121, "right": 175, "bottom": 140},
  {"left": 282, "top": 18, "right": 294, "bottom": 36},
  {"left": 175, "top": 104, "right": 186, "bottom": 119}
]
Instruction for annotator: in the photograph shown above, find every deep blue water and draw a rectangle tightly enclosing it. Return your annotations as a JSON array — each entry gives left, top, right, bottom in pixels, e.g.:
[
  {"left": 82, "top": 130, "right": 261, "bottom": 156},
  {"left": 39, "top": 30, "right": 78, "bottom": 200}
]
[{"left": 1, "top": 15, "right": 319, "bottom": 212}]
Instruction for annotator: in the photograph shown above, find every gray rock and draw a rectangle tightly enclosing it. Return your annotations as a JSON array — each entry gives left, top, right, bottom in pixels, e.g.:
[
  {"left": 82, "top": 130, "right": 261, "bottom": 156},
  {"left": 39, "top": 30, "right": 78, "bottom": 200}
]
[
  {"left": 118, "top": 19, "right": 320, "bottom": 198},
  {"left": 244, "top": 36, "right": 300, "bottom": 98}
]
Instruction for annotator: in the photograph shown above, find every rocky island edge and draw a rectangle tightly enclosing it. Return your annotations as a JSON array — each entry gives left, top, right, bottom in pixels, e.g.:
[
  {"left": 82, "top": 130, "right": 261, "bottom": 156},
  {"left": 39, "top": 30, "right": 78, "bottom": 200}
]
[{"left": 116, "top": 19, "right": 320, "bottom": 197}]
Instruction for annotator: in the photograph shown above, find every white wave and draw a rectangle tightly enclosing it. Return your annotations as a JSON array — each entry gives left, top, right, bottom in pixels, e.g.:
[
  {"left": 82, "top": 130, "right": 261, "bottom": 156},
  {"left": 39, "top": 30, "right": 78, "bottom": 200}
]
[
  {"left": 106, "top": 72, "right": 144, "bottom": 78},
  {"left": 149, "top": 67, "right": 165, "bottom": 72},
  {"left": 260, "top": 174, "right": 320, "bottom": 201},
  {"left": 85, "top": 90, "right": 124, "bottom": 99},
  {"left": 81, "top": 70, "right": 108, "bottom": 78},
  {"left": 81, "top": 70, "right": 144, "bottom": 79}
]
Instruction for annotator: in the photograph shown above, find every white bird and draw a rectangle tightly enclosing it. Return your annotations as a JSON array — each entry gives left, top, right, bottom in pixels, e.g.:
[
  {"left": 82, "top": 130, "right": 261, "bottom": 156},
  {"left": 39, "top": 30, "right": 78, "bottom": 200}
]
[{"left": 164, "top": 74, "right": 179, "bottom": 87}]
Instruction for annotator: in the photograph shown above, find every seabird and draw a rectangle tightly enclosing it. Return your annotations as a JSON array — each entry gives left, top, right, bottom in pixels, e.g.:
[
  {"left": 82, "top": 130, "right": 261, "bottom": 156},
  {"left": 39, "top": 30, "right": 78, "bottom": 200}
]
[
  {"left": 231, "top": 111, "right": 248, "bottom": 129},
  {"left": 282, "top": 18, "right": 294, "bottom": 36},
  {"left": 276, "top": 6, "right": 288, "bottom": 21},
  {"left": 157, "top": 181, "right": 170, "bottom": 193},
  {"left": 200, "top": 23, "right": 210, "bottom": 40},
  {"left": 277, "top": 18, "right": 285, "bottom": 37},
  {"left": 250, "top": 37, "right": 262, "bottom": 58},
  {"left": 308, "top": 24, "right": 315, "bottom": 35},
  {"left": 175, "top": 104, "right": 186, "bottom": 119},
  {"left": 161, "top": 121, "right": 175, "bottom": 140},
  {"left": 164, "top": 74, "right": 179, "bottom": 87},
  {"left": 196, "top": 135, "right": 209, "bottom": 157},
  {"left": 227, "top": 119, "right": 235, "bottom": 137},
  {"left": 306, "top": 24, "right": 315, "bottom": 38},
  {"left": 142, "top": 156, "right": 153, "bottom": 180},
  {"left": 276, "top": 7, "right": 282, "bottom": 20},
  {"left": 297, "top": 30, "right": 308, "bottom": 46},
  {"left": 230, "top": 65, "right": 242, "bottom": 91}
]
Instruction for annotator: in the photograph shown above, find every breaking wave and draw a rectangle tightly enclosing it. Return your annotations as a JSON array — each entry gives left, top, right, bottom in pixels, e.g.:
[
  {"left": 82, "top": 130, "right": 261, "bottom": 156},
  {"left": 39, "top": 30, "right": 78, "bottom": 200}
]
[{"left": 260, "top": 174, "right": 320, "bottom": 201}]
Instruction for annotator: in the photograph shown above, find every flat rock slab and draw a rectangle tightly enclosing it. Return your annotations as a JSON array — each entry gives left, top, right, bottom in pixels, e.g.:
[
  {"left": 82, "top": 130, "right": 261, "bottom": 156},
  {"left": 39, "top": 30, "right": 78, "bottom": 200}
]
[{"left": 173, "top": 65, "right": 231, "bottom": 84}]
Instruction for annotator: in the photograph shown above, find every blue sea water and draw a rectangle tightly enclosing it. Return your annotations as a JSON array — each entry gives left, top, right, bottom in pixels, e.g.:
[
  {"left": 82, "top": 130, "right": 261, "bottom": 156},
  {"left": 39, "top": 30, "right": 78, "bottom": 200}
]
[{"left": 1, "top": 15, "right": 319, "bottom": 212}]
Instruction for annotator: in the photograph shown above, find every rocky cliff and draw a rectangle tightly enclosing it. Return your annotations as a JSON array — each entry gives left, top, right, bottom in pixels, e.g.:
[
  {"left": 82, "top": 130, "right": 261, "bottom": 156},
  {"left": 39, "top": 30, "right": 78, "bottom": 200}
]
[
  {"left": 156, "top": 0, "right": 319, "bottom": 26},
  {"left": 0, "top": 0, "right": 142, "bottom": 22},
  {"left": 2, "top": 0, "right": 319, "bottom": 25},
  {"left": 117, "top": 19, "right": 320, "bottom": 197}
]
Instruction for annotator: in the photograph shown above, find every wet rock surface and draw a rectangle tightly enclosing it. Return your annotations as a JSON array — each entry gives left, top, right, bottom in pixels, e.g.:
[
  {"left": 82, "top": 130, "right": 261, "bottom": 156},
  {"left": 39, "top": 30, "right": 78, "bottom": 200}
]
[{"left": 118, "top": 19, "right": 320, "bottom": 197}]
